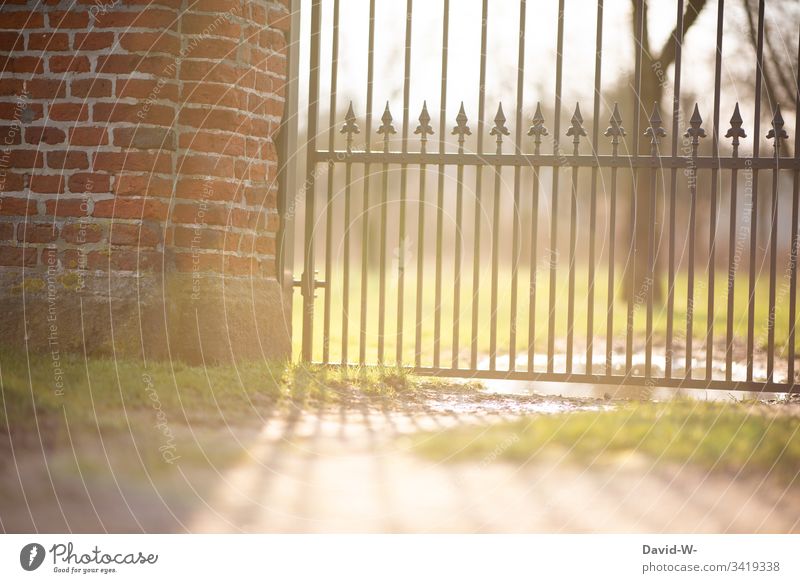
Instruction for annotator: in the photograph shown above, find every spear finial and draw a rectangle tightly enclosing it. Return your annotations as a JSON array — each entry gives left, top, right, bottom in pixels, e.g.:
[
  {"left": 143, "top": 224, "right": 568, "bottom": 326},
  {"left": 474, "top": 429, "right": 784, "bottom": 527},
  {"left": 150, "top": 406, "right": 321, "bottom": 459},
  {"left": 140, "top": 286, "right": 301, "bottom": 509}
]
[
  {"left": 566, "top": 102, "right": 587, "bottom": 154},
  {"left": 527, "top": 102, "right": 549, "bottom": 154},
  {"left": 644, "top": 102, "right": 667, "bottom": 153},
  {"left": 604, "top": 102, "right": 626, "bottom": 153},
  {"left": 415, "top": 101, "right": 434, "bottom": 153},
  {"left": 489, "top": 102, "right": 509, "bottom": 152},
  {"left": 725, "top": 102, "right": 746, "bottom": 156},
  {"left": 340, "top": 101, "right": 360, "bottom": 152},
  {"left": 767, "top": 104, "right": 788, "bottom": 154},
  {"left": 684, "top": 103, "right": 706, "bottom": 147},
  {"left": 451, "top": 102, "right": 471, "bottom": 151}
]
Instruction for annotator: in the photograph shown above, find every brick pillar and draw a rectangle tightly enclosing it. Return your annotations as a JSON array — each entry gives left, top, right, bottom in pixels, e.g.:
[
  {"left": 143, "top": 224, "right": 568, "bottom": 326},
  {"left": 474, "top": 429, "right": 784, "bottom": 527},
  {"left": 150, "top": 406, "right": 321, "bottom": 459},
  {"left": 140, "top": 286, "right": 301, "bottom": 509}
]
[{"left": 0, "top": 0, "right": 292, "bottom": 363}]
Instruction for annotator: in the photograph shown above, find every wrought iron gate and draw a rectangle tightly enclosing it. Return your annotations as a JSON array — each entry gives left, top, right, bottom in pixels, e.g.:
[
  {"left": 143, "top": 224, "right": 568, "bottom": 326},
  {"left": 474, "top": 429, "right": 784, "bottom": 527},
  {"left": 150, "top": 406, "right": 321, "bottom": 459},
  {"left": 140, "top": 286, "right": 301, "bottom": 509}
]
[{"left": 296, "top": 0, "right": 800, "bottom": 392}]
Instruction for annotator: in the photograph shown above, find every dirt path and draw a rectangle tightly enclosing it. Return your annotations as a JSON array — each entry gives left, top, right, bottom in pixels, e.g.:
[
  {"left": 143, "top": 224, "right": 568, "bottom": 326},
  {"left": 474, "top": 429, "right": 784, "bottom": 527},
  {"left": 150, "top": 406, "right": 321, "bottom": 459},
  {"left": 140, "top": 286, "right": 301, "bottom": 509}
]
[
  {"left": 3, "top": 388, "right": 798, "bottom": 533},
  {"left": 188, "top": 394, "right": 800, "bottom": 533}
]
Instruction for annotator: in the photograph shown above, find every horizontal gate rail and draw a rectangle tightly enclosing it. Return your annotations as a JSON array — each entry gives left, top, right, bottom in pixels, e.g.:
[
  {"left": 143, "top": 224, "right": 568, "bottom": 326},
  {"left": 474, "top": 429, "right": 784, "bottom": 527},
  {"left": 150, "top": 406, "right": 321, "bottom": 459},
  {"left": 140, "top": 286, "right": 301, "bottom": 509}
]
[
  {"left": 299, "top": 0, "right": 800, "bottom": 394},
  {"left": 312, "top": 151, "right": 800, "bottom": 171}
]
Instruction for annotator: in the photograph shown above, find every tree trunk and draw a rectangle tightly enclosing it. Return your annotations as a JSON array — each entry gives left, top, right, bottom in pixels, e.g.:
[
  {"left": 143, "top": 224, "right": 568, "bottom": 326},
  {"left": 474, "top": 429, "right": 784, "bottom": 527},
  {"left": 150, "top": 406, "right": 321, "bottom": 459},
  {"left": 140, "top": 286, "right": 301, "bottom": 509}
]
[{"left": 622, "top": 58, "right": 664, "bottom": 304}]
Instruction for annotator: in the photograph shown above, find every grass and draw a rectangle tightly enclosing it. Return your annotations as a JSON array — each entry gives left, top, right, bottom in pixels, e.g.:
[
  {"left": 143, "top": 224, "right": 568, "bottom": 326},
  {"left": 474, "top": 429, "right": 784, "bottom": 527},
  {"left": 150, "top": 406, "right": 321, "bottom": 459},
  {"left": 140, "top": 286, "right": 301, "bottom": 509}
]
[
  {"left": 413, "top": 400, "right": 800, "bottom": 485},
  {"left": 296, "top": 266, "right": 800, "bottom": 366},
  {"left": 0, "top": 348, "right": 444, "bottom": 439}
]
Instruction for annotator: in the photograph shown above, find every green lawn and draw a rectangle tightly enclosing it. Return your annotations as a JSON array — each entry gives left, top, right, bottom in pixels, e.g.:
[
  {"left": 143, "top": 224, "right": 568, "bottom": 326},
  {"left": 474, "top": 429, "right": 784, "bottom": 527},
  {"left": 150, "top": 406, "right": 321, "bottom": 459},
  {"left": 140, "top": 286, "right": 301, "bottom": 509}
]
[
  {"left": 296, "top": 265, "right": 799, "bottom": 366},
  {"left": 414, "top": 400, "right": 800, "bottom": 485}
]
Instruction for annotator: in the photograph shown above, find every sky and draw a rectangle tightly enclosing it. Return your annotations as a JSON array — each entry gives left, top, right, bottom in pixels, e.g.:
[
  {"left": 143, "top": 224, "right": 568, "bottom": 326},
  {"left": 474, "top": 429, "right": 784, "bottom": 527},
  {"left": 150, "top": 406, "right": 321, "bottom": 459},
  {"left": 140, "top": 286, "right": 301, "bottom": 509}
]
[{"left": 295, "top": 0, "right": 798, "bottom": 156}]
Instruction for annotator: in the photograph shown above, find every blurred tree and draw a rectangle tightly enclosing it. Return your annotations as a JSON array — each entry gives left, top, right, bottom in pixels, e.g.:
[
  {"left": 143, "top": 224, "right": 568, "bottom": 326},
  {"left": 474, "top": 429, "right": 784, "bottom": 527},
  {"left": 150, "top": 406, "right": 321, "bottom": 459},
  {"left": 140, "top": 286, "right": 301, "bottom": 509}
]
[{"left": 625, "top": 0, "right": 709, "bottom": 302}]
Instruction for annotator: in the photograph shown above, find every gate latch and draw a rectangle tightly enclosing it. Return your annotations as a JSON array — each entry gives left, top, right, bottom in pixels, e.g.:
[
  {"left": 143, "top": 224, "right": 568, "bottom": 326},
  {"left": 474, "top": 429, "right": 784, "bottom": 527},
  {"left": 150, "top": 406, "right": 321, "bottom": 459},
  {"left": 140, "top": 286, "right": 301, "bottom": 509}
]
[{"left": 294, "top": 271, "right": 326, "bottom": 298}]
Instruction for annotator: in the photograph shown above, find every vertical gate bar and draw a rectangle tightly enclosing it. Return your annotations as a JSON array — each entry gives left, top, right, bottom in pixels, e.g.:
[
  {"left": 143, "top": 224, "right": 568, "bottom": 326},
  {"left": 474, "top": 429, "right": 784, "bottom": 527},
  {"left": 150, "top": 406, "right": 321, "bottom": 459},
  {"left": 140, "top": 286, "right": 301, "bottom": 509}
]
[
  {"left": 767, "top": 124, "right": 779, "bottom": 383},
  {"left": 322, "top": 0, "right": 340, "bottom": 364},
  {"left": 414, "top": 109, "right": 430, "bottom": 368},
  {"left": 725, "top": 105, "right": 743, "bottom": 381},
  {"left": 341, "top": 157, "right": 352, "bottom": 364},
  {"left": 358, "top": 0, "right": 376, "bottom": 365},
  {"left": 301, "top": 0, "right": 323, "bottom": 362},
  {"left": 489, "top": 104, "right": 507, "bottom": 371},
  {"left": 605, "top": 141, "right": 618, "bottom": 376},
  {"left": 627, "top": 0, "right": 644, "bottom": 375},
  {"left": 528, "top": 124, "right": 543, "bottom": 373},
  {"left": 644, "top": 105, "right": 665, "bottom": 380},
  {"left": 586, "top": 0, "right": 603, "bottom": 376},
  {"left": 746, "top": 0, "right": 765, "bottom": 382},
  {"left": 452, "top": 143, "right": 465, "bottom": 369},
  {"left": 766, "top": 104, "right": 788, "bottom": 383},
  {"left": 566, "top": 116, "right": 581, "bottom": 375},
  {"left": 788, "top": 29, "right": 800, "bottom": 392},
  {"left": 645, "top": 146, "right": 656, "bottom": 379},
  {"left": 470, "top": 0, "right": 489, "bottom": 371},
  {"left": 665, "top": 0, "right": 684, "bottom": 379},
  {"left": 396, "top": 0, "right": 413, "bottom": 366},
  {"left": 547, "top": 0, "right": 565, "bottom": 373},
  {"left": 433, "top": 0, "right": 450, "bottom": 369},
  {"left": 706, "top": 0, "right": 724, "bottom": 380},
  {"left": 685, "top": 105, "right": 703, "bottom": 380},
  {"left": 377, "top": 103, "right": 392, "bottom": 364},
  {"left": 508, "top": 0, "right": 527, "bottom": 372}
]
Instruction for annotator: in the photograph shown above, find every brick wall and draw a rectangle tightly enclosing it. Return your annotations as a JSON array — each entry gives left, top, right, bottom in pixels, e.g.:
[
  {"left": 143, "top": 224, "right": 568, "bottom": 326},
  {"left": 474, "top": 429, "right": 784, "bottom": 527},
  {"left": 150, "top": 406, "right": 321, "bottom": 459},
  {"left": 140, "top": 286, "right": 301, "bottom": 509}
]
[{"left": 0, "top": 0, "right": 292, "bottom": 362}]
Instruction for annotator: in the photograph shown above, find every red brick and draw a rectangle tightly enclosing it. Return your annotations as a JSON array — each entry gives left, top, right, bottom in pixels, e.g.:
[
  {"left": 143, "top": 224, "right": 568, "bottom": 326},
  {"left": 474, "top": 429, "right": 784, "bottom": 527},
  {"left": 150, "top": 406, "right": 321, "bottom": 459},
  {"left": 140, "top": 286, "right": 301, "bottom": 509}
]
[
  {"left": 0, "top": 79, "right": 25, "bottom": 96},
  {"left": 93, "top": 152, "right": 172, "bottom": 174},
  {"left": 180, "top": 13, "right": 241, "bottom": 38},
  {"left": 114, "top": 174, "right": 172, "bottom": 197},
  {"left": 49, "top": 55, "right": 91, "bottom": 73},
  {"left": 178, "top": 60, "right": 240, "bottom": 84},
  {"left": 0, "top": 197, "right": 36, "bottom": 216},
  {"left": 25, "top": 127, "right": 65, "bottom": 146},
  {"left": 73, "top": 32, "right": 115, "bottom": 51},
  {"left": 93, "top": 102, "right": 175, "bottom": 125},
  {"left": 28, "top": 32, "right": 70, "bottom": 51},
  {"left": 47, "top": 150, "right": 89, "bottom": 170},
  {"left": 178, "top": 108, "right": 245, "bottom": 131},
  {"left": 46, "top": 198, "right": 91, "bottom": 218},
  {"left": 178, "top": 154, "right": 234, "bottom": 177},
  {"left": 18, "top": 222, "right": 59, "bottom": 243},
  {"left": 174, "top": 251, "right": 222, "bottom": 273},
  {"left": 109, "top": 223, "right": 160, "bottom": 247},
  {"left": 28, "top": 174, "right": 65, "bottom": 194},
  {"left": 8, "top": 149, "right": 44, "bottom": 169},
  {"left": 119, "top": 32, "right": 180, "bottom": 55},
  {"left": 115, "top": 78, "right": 178, "bottom": 101},
  {"left": 93, "top": 9, "right": 178, "bottom": 30},
  {"left": 179, "top": 131, "right": 245, "bottom": 156},
  {"left": 69, "top": 127, "right": 108, "bottom": 146},
  {"left": 0, "top": 223, "right": 13, "bottom": 241},
  {"left": 26, "top": 79, "right": 67, "bottom": 99},
  {"left": 0, "top": 245, "right": 37, "bottom": 267},
  {"left": 183, "top": 37, "right": 238, "bottom": 60},
  {"left": 96, "top": 54, "right": 175, "bottom": 75},
  {"left": 62, "top": 222, "right": 103, "bottom": 243},
  {"left": 93, "top": 198, "right": 169, "bottom": 220},
  {"left": 71, "top": 78, "right": 112, "bottom": 98},
  {"left": 0, "top": 56, "right": 45, "bottom": 74},
  {"left": 175, "top": 178, "right": 238, "bottom": 202},
  {"left": 68, "top": 173, "right": 110, "bottom": 194},
  {"left": 180, "top": 82, "right": 247, "bottom": 109},
  {"left": 48, "top": 11, "right": 89, "bottom": 29},
  {"left": 171, "top": 202, "right": 230, "bottom": 226},
  {"left": 49, "top": 103, "right": 89, "bottom": 121},
  {"left": 0, "top": 32, "right": 24, "bottom": 51},
  {"left": 0, "top": 103, "right": 39, "bottom": 122},
  {"left": 114, "top": 127, "right": 175, "bottom": 150},
  {"left": 0, "top": 12, "right": 45, "bottom": 29},
  {"left": 0, "top": 125, "right": 22, "bottom": 145}
]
